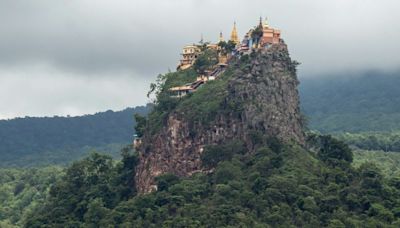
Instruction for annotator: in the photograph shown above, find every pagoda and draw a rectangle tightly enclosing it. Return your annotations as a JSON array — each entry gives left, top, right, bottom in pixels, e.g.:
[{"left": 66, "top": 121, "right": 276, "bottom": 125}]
[{"left": 230, "top": 22, "right": 240, "bottom": 45}]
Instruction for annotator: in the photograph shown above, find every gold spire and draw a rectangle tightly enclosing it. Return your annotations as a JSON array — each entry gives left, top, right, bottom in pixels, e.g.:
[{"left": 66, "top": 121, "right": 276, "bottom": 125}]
[
  {"left": 230, "top": 21, "right": 240, "bottom": 45},
  {"left": 219, "top": 31, "right": 224, "bottom": 42}
]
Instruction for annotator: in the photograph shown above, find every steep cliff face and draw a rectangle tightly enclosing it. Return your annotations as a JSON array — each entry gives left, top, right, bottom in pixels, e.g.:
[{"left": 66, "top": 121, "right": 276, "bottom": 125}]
[{"left": 135, "top": 42, "right": 305, "bottom": 193}]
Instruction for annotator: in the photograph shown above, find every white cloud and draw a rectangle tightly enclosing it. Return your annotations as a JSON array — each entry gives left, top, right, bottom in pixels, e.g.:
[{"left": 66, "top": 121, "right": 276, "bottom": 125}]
[
  {"left": 0, "top": 63, "right": 152, "bottom": 119},
  {"left": 0, "top": 0, "right": 399, "bottom": 118}
]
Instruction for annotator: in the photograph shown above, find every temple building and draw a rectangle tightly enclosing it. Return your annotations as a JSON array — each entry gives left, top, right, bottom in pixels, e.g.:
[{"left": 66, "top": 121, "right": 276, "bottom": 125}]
[
  {"left": 177, "top": 23, "right": 237, "bottom": 70},
  {"left": 169, "top": 84, "right": 196, "bottom": 98},
  {"left": 169, "top": 67, "right": 226, "bottom": 98},
  {"left": 237, "top": 17, "right": 281, "bottom": 54},
  {"left": 178, "top": 45, "right": 201, "bottom": 70},
  {"left": 259, "top": 17, "right": 281, "bottom": 46},
  {"left": 173, "top": 17, "right": 282, "bottom": 97},
  {"left": 169, "top": 77, "right": 208, "bottom": 98}
]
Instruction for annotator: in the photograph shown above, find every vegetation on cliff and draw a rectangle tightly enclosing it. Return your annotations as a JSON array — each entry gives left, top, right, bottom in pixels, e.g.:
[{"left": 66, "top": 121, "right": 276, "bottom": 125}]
[{"left": 143, "top": 50, "right": 229, "bottom": 136}]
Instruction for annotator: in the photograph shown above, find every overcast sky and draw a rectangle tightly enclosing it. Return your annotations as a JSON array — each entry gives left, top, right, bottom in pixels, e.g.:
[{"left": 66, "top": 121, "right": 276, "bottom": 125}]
[{"left": 0, "top": 0, "right": 399, "bottom": 119}]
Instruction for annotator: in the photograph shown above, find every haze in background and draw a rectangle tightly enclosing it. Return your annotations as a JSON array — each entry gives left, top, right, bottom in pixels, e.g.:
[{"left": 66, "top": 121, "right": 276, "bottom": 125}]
[{"left": 1, "top": 0, "right": 399, "bottom": 119}]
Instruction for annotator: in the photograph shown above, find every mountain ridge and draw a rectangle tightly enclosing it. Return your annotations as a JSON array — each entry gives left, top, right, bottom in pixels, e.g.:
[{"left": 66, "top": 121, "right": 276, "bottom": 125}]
[{"left": 0, "top": 105, "right": 151, "bottom": 167}]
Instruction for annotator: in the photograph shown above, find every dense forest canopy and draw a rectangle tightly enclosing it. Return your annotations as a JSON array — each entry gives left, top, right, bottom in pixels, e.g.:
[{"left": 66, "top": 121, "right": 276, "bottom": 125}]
[
  {"left": 4, "top": 144, "right": 400, "bottom": 227},
  {"left": 0, "top": 166, "right": 63, "bottom": 227},
  {"left": 23, "top": 136, "right": 400, "bottom": 227},
  {"left": 353, "top": 150, "right": 400, "bottom": 178},
  {"left": 335, "top": 132, "right": 400, "bottom": 152}
]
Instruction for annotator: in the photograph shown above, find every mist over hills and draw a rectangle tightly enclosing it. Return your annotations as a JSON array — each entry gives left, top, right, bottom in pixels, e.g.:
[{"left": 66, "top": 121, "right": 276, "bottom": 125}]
[{"left": 300, "top": 70, "right": 400, "bottom": 133}]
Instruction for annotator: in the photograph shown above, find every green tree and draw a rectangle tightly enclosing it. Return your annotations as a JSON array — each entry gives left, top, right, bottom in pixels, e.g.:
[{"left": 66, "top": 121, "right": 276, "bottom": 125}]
[
  {"left": 201, "top": 140, "right": 245, "bottom": 168},
  {"left": 84, "top": 198, "right": 110, "bottom": 227},
  {"left": 193, "top": 49, "right": 218, "bottom": 75},
  {"left": 318, "top": 135, "right": 353, "bottom": 166},
  {"left": 134, "top": 114, "right": 147, "bottom": 137}
]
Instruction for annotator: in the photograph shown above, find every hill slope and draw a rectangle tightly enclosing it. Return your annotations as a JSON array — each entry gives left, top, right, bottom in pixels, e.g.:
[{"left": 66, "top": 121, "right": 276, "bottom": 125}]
[
  {"left": 300, "top": 71, "right": 400, "bottom": 133},
  {"left": 0, "top": 105, "right": 151, "bottom": 167}
]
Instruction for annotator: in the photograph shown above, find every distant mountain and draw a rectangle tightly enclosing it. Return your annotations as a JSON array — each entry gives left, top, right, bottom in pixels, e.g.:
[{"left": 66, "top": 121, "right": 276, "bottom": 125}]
[
  {"left": 0, "top": 104, "right": 152, "bottom": 167},
  {"left": 300, "top": 71, "right": 400, "bottom": 133}
]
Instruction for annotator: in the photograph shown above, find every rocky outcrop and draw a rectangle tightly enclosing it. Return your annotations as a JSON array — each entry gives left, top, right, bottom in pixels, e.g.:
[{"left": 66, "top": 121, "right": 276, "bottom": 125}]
[{"left": 135, "top": 42, "right": 305, "bottom": 193}]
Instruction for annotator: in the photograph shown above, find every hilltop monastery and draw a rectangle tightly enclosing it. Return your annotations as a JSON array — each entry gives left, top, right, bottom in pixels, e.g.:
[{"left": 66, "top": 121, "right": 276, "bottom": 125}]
[
  {"left": 170, "top": 17, "right": 281, "bottom": 97},
  {"left": 177, "top": 17, "right": 281, "bottom": 71},
  {"left": 134, "top": 18, "right": 282, "bottom": 147}
]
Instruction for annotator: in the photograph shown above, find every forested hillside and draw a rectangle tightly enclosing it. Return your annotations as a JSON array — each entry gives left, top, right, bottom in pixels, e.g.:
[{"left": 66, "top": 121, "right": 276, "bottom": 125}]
[
  {"left": 24, "top": 136, "right": 400, "bottom": 227},
  {"left": 335, "top": 132, "right": 400, "bottom": 152},
  {"left": 353, "top": 150, "right": 400, "bottom": 178},
  {"left": 0, "top": 105, "right": 151, "bottom": 167},
  {"left": 0, "top": 167, "right": 63, "bottom": 227},
  {"left": 300, "top": 71, "right": 400, "bottom": 133}
]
